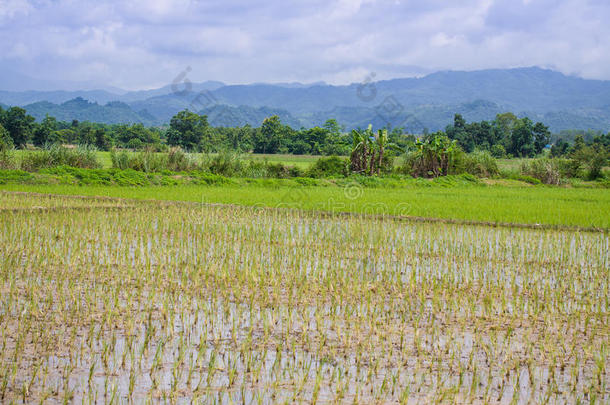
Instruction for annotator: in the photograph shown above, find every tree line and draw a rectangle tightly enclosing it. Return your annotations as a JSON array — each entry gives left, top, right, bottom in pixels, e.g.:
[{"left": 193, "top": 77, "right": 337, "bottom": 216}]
[{"left": 1, "top": 106, "right": 608, "bottom": 161}]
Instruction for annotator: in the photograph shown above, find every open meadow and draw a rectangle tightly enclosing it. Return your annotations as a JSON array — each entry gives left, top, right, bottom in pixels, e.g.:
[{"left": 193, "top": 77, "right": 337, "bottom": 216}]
[{"left": 0, "top": 189, "right": 608, "bottom": 403}]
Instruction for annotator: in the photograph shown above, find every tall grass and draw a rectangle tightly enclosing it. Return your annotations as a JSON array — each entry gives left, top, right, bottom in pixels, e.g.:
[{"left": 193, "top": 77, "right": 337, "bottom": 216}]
[
  {"left": 19, "top": 144, "right": 101, "bottom": 171},
  {"left": 520, "top": 158, "right": 562, "bottom": 185},
  {"left": 110, "top": 147, "right": 200, "bottom": 172},
  {"left": 0, "top": 149, "right": 17, "bottom": 170}
]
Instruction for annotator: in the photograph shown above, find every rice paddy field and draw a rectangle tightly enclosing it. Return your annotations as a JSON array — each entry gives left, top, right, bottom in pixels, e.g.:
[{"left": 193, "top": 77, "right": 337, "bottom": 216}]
[
  {"left": 0, "top": 190, "right": 608, "bottom": 404},
  {"left": 2, "top": 182, "right": 610, "bottom": 229}
]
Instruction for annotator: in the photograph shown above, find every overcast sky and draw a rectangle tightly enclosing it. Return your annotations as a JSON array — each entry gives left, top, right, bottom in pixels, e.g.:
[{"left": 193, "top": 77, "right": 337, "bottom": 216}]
[{"left": 1, "top": 0, "right": 609, "bottom": 90}]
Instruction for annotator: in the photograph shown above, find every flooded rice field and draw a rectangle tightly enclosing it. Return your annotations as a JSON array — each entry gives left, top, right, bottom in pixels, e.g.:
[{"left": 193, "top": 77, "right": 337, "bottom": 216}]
[{"left": 0, "top": 192, "right": 608, "bottom": 403}]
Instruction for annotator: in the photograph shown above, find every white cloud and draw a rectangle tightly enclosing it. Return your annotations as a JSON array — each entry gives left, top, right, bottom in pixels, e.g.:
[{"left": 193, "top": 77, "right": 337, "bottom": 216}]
[
  {"left": 0, "top": 0, "right": 32, "bottom": 19},
  {"left": 0, "top": 0, "right": 608, "bottom": 89}
]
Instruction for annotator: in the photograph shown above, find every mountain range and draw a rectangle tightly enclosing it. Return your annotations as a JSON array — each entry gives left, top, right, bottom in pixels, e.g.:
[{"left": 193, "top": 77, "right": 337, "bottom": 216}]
[{"left": 1, "top": 67, "right": 609, "bottom": 133}]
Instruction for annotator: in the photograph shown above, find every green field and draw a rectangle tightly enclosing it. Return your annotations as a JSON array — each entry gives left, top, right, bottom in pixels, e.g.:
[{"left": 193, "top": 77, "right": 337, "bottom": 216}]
[
  {"left": 3, "top": 152, "right": 610, "bottom": 403},
  {"left": 2, "top": 181, "right": 609, "bottom": 228},
  {"left": 1, "top": 191, "right": 608, "bottom": 403}
]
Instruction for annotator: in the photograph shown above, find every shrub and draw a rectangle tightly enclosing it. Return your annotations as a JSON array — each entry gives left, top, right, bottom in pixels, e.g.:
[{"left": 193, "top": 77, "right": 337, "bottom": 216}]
[
  {"left": 40, "top": 166, "right": 114, "bottom": 185},
  {"left": 205, "top": 151, "right": 244, "bottom": 177},
  {"left": 520, "top": 158, "right": 561, "bottom": 185},
  {"left": 570, "top": 145, "right": 609, "bottom": 180},
  {"left": 0, "top": 169, "right": 35, "bottom": 184},
  {"left": 452, "top": 150, "right": 499, "bottom": 178},
  {"left": 431, "top": 173, "right": 479, "bottom": 187},
  {"left": 554, "top": 158, "right": 581, "bottom": 178},
  {"left": 266, "top": 163, "right": 292, "bottom": 179},
  {"left": 490, "top": 144, "right": 506, "bottom": 158},
  {"left": 306, "top": 156, "right": 349, "bottom": 178},
  {"left": 288, "top": 166, "right": 303, "bottom": 178},
  {"left": 229, "top": 159, "right": 302, "bottom": 179},
  {"left": 110, "top": 168, "right": 150, "bottom": 186}
]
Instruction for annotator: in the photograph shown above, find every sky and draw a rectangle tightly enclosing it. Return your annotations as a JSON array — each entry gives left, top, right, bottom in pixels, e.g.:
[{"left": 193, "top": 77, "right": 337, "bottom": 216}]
[{"left": 0, "top": 0, "right": 609, "bottom": 91}]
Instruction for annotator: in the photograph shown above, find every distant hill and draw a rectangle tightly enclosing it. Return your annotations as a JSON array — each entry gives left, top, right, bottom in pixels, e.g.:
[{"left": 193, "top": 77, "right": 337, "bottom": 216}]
[
  {"left": 23, "top": 98, "right": 156, "bottom": 125},
  {"left": 200, "top": 105, "right": 301, "bottom": 128},
  {"left": 0, "top": 90, "right": 122, "bottom": 106},
  {"left": 119, "top": 81, "right": 226, "bottom": 103},
  {"left": 1, "top": 67, "right": 609, "bottom": 132}
]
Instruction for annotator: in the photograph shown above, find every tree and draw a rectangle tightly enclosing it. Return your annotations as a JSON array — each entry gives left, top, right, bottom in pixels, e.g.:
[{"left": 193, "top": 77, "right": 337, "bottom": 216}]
[
  {"left": 571, "top": 134, "right": 586, "bottom": 154},
  {"left": 550, "top": 139, "right": 570, "bottom": 157},
  {"left": 32, "top": 114, "right": 58, "bottom": 147},
  {"left": 0, "top": 123, "right": 13, "bottom": 151},
  {"left": 572, "top": 144, "right": 608, "bottom": 180},
  {"left": 323, "top": 119, "right": 342, "bottom": 137},
  {"left": 532, "top": 122, "right": 550, "bottom": 155},
  {"left": 95, "top": 128, "right": 112, "bottom": 150},
  {"left": 509, "top": 117, "right": 534, "bottom": 157},
  {"left": 168, "top": 110, "right": 210, "bottom": 151},
  {"left": 76, "top": 124, "right": 96, "bottom": 145},
  {"left": 446, "top": 114, "right": 473, "bottom": 152},
  {"left": 301, "top": 127, "right": 328, "bottom": 155},
  {"left": 253, "top": 115, "right": 286, "bottom": 154},
  {"left": 493, "top": 112, "right": 518, "bottom": 150},
  {"left": 3, "top": 107, "right": 35, "bottom": 148}
]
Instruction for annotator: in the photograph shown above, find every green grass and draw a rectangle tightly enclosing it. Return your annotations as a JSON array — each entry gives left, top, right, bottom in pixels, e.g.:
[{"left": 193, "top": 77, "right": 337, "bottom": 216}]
[
  {"left": 497, "top": 158, "right": 529, "bottom": 172},
  {"left": 87, "top": 151, "right": 320, "bottom": 169},
  {"left": 2, "top": 182, "right": 609, "bottom": 228},
  {"left": 97, "top": 151, "right": 113, "bottom": 168},
  {"left": 243, "top": 153, "right": 320, "bottom": 169},
  {"left": 14, "top": 150, "right": 322, "bottom": 169}
]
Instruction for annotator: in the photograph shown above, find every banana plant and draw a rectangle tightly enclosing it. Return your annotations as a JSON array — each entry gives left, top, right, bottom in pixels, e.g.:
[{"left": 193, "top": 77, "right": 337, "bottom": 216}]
[
  {"left": 411, "top": 133, "right": 457, "bottom": 177},
  {"left": 350, "top": 125, "right": 374, "bottom": 174},
  {"left": 375, "top": 129, "right": 388, "bottom": 175},
  {"left": 350, "top": 126, "right": 397, "bottom": 175}
]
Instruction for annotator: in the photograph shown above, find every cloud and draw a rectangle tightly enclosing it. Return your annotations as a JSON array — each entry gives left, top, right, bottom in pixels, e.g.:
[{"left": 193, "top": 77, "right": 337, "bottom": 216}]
[{"left": 0, "top": 0, "right": 608, "bottom": 90}]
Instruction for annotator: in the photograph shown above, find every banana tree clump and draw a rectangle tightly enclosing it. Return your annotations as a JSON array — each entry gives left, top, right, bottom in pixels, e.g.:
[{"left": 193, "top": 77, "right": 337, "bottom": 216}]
[
  {"left": 350, "top": 125, "right": 391, "bottom": 175},
  {"left": 406, "top": 133, "right": 459, "bottom": 178}
]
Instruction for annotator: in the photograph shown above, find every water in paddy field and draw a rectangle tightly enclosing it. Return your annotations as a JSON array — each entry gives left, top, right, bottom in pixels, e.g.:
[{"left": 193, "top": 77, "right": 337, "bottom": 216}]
[{"left": 0, "top": 192, "right": 608, "bottom": 403}]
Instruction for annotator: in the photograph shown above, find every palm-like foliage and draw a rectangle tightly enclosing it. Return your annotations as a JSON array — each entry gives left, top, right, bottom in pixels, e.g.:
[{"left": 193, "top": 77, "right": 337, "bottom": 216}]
[
  {"left": 410, "top": 134, "right": 458, "bottom": 177},
  {"left": 350, "top": 126, "right": 395, "bottom": 175}
]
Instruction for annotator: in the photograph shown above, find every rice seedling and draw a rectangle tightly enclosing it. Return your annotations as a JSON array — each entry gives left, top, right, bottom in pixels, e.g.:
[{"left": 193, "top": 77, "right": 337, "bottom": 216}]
[{"left": 0, "top": 191, "right": 608, "bottom": 403}]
